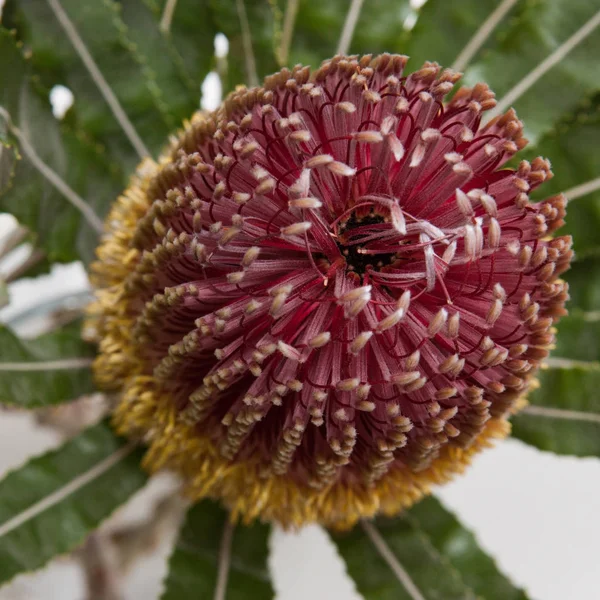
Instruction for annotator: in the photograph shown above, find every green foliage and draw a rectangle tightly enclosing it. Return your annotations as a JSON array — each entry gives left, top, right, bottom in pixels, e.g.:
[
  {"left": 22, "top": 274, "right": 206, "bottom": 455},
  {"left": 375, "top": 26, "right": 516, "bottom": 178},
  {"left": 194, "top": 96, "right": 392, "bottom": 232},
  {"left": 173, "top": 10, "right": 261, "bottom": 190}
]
[
  {"left": 289, "top": 0, "right": 413, "bottom": 69},
  {"left": 512, "top": 366, "right": 600, "bottom": 457},
  {"left": 0, "top": 29, "right": 122, "bottom": 264},
  {"left": 522, "top": 94, "right": 600, "bottom": 259},
  {"left": 0, "top": 320, "right": 95, "bottom": 408},
  {"left": 143, "top": 0, "right": 217, "bottom": 91},
  {"left": 283, "top": 0, "right": 346, "bottom": 68},
  {"left": 402, "top": 0, "right": 506, "bottom": 70},
  {"left": 463, "top": 0, "right": 600, "bottom": 144},
  {"left": 509, "top": 93, "right": 600, "bottom": 459},
  {"left": 553, "top": 313, "right": 600, "bottom": 362},
  {"left": 332, "top": 496, "right": 529, "bottom": 600},
  {"left": 0, "top": 421, "right": 147, "bottom": 587},
  {"left": 4, "top": 0, "right": 203, "bottom": 167},
  {"left": 210, "top": 0, "right": 278, "bottom": 91},
  {"left": 565, "top": 257, "right": 600, "bottom": 312},
  {"left": 0, "top": 279, "right": 7, "bottom": 309},
  {"left": 162, "top": 500, "right": 274, "bottom": 599},
  {"left": 0, "top": 123, "right": 18, "bottom": 196}
]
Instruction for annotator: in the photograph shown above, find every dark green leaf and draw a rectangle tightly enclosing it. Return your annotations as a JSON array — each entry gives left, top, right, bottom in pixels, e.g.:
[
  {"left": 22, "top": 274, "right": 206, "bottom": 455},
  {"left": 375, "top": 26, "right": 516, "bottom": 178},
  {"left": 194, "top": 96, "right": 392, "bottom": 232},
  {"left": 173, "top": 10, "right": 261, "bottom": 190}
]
[
  {"left": 517, "top": 94, "right": 600, "bottom": 352},
  {"left": 161, "top": 499, "right": 274, "bottom": 600},
  {"left": 406, "top": 497, "right": 529, "bottom": 600},
  {"left": 144, "top": 0, "right": 216, "bottom": 93},
  {"left": 565, "top": 257, "right": 600, "bottom": 313},
  {"left": 0, "top": 125, "right": 18, "bottom": 196},
  {"left": 0, "top": 320, "right": 95, "bottom": 408},
  {"left": 275, "top": 0, "right": 342, "bottom": 69},
  {"left": 4, "top": 0, "right": 201, "bottom": 167},
  {"left": 512, "top": 365, "right": 600, "bottom": 457},
  {"left": 497, "top": 87, "right": 600, "bottom": 458},
  {"left": 0, "top": 279, "right": 7, "bottom": 309},
  {"left": 210, "top": 0, "right": 279, "bottom": 92},
  {"left": 464, "top": 1, "right": 600, "bottom": 144},
  {"left": 0, "top": 29, "right": 123, "bottom": 263},
  {"left": 553, "top": 313, "right": 600, "bottom": 362},
  {"left": 117, "top": 0, "right": 203, "bottom": 115},
  {"left": 289, "top": 1, "right": 413, "bottom": 70},
  {"left": 521, "top": 94, "right": 600, "bottom": 259},
  {"left": 0, "top": 421, "right": 147, "bottom": 586},
  {"left": 403, "top": 0, "right": 508, "bottom": 70},
  {"left": 331, "top": 496, "right": 528, "bottom": 600}
]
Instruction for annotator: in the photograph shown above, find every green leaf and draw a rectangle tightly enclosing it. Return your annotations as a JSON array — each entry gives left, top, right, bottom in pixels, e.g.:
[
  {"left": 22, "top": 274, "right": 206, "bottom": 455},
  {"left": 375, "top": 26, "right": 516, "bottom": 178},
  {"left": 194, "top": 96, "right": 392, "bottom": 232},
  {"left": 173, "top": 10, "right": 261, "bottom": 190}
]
[
  {"left": 564, "top": 257, "right": 600, "bottom": 312},
  {"left": 553, "top": 313, "right": 600, "bottom": 362},
  {"left": 0, "top": 278, "right": 8, "bottom": 309},
  {"left": 331, "top": 496, "right": 528, "bottom": 600},
  {"left": 510, "top": 97, "right": 600, "bottom": 457},
  {"left": 54, "top": 120, "right": 125, "bottom": 263},
  {"left": 116, "top": 0, "right": 203, "bottom": 115},
  {"left": 463, "top": 0, "right": 600, "bottom": 144},
  {"left": 0, "top": 320, "right": 95, "bottom": 408},
  {"left": 210, "top": 0, "right": 279, "bottom": 91},
  {"left": 278, "top": 0, "right": 343, "bottom": 68},
  {"left": 0, "top": 125, "right": 18, "bottom": 196},
  {"left": 0, "top": 421, "right": 147, "bottom": 587},
  {"left": 289, "top": 1, "right": 413, "bottom": 69},
  {"left": 4, "top": 0, "right": 201, "bottom": 167},
  {"left": 511, "top": 365, "right": 600, "bottom": 457},
  {"left": 0, "top": 29, "right": 123, "bottom": 263},
  {"left": 517, "top": 94, "right": 600, "bottom": 328},
  {"left": 402, "top": 0, "right": 508, "bottom": 70},
  {"left": 145, "top": 0, "right": 217, "bottom": 93},
  {"left": 521, "top": 94, "right": 600, "bottom": 260},
  {"left": 161, "top": 499, "right": 274, "bottom": 600}
]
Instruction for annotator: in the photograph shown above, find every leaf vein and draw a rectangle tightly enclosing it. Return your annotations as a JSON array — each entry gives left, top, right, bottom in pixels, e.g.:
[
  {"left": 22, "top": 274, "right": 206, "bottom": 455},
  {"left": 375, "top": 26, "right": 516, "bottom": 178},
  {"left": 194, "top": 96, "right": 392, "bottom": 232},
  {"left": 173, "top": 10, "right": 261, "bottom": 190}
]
[
  {"left": 0, "top": 442, "right": 136, "bottom": 539},
  {"left": 46, "top": 0, "right": 151, "bottom": 160},
  {"left": 361, "top": 520, "right": 428, "bottom": 600}
]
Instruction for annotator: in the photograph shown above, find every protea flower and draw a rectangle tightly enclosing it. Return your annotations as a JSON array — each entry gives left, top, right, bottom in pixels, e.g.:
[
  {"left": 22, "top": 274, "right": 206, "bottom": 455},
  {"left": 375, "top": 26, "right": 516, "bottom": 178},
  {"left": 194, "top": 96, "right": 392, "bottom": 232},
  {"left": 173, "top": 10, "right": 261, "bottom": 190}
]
[{"left": 89, "top": 54, "right": 571, "bottom": 529}]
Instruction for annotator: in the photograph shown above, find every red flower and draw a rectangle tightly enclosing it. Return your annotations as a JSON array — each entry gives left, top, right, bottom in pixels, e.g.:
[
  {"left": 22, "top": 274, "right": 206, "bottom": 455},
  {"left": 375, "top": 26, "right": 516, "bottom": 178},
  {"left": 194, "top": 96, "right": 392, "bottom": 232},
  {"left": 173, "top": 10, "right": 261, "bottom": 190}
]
[{"left": 91, "top": 54, "right": 572, "bottom": 527}]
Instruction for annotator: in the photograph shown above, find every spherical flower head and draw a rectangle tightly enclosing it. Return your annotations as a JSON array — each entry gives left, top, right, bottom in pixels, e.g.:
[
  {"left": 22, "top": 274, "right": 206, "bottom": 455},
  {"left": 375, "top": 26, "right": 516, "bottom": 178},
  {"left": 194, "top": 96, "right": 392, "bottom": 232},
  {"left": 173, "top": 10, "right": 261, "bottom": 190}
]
[{"left": 88, "top": 54, "right": 572, "bottom": 529}]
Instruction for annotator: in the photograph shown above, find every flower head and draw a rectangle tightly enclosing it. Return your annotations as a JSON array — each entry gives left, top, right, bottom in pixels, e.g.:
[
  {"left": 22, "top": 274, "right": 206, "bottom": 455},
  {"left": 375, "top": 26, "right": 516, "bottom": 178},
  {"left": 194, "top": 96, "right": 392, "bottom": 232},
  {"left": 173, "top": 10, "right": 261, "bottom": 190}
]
[{"left": 89, "top": 54, "right": 572, "bottom": 528}]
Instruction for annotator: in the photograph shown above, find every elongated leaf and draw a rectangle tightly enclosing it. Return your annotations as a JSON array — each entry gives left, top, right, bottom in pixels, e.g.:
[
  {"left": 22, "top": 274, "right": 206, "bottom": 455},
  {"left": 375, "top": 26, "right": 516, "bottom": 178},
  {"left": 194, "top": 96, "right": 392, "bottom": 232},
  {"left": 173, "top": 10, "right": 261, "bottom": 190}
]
[
  {"left": 0, "top": 279, "right": 7, "bottom": 309},
  {"left": 210, "top": 0, "right": 279, "bottom": 91},
  {"left": 117, "top": 0, "right": 202, "bottom": 111},
  {"left": 403, "top": 497, "right": 529, "bottom": 600},
  {"left": 512, "top": 365, "right": 600, "bottom": 457},
  {"left": 274, "top": 0, "right": 343, "bottom": 68},
  {"left": 332, "top": 496, "right": 528, "bottom": 600},
  {"left": 553, "top": 313, "right": 600, "bottom": 362},
  {"left": 144, "top": 0, "right": 216, "bottom": 91},
  {"left": 403, "top": 0, "right": 509, "bottom": 69},
  {"left": 0, "top": 320, "right": 95, "bottom": 408},
  {"left": 161, "top": 500, "right": 274, "bottom": 599},
  {"left": 289, "top": 1, "right": 412, "bottom": 69},
  {"left": 4, "top": 0, "right": 200, "bottom": 166},
  {"left": 521, "top": 94, "right": 600, "bottom": 259},
  {"left": 565, "top": 257, "right": 600, "bottom": 312},
  {"left": 0, "top": 421, "right": 147, "bottom": 586},
  {"left": 0, "top": 29, "right": 122, "bottom": 263},
  {"left": 464, "top": 0, "right": 600, "bottom": 144},
  {"left": 0, "top": 124, "right": 18, "bottom": 195},
  {"left": 510, "top": 96, "right": 600, "bottom": 454}
]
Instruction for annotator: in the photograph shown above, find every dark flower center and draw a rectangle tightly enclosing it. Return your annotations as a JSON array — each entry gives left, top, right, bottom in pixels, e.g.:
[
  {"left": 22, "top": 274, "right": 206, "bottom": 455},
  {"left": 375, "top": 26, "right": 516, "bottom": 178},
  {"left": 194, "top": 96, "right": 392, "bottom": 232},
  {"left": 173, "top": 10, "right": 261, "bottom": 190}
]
[{"left": 336, "top": 211, "right": 398, "bottom": 275}]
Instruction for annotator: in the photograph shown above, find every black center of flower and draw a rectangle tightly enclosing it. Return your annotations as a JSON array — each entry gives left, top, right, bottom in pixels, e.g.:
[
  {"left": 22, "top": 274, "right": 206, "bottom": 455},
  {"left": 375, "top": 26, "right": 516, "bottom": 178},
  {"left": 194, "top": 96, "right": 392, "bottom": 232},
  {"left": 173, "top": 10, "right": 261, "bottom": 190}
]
[{"left": 337, "top": 212, "right": 397, "bottom": 275}]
